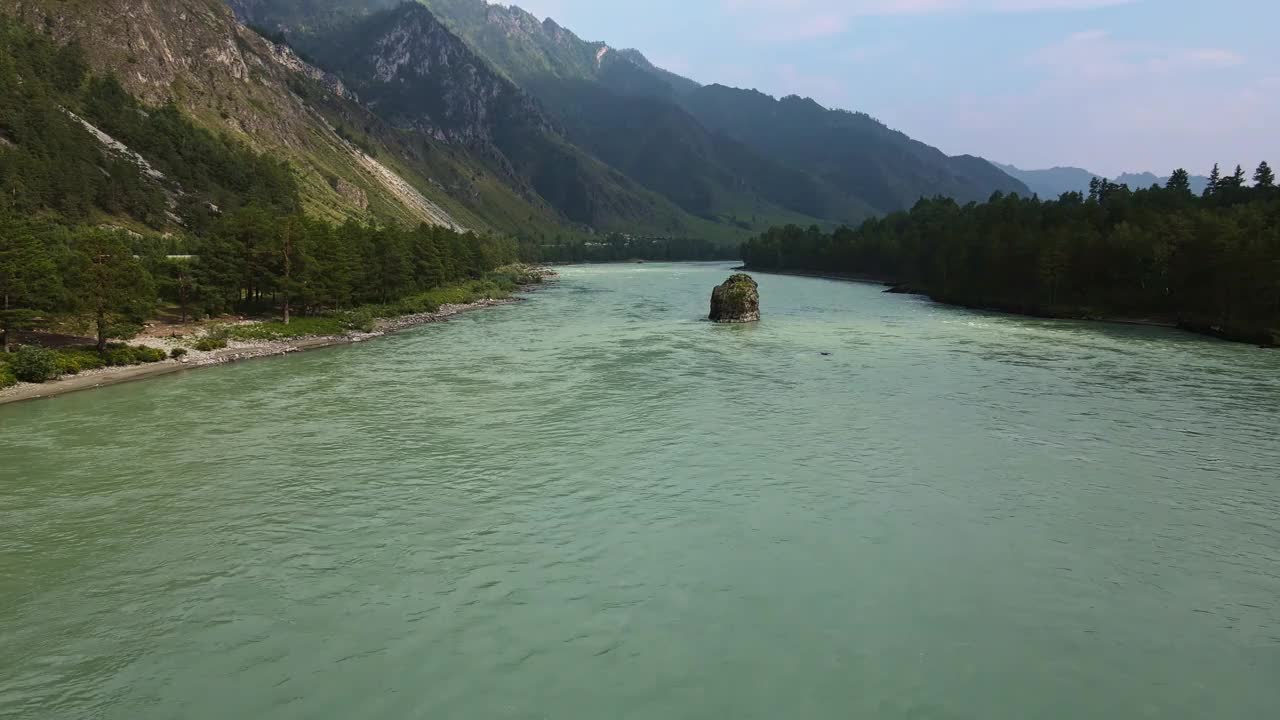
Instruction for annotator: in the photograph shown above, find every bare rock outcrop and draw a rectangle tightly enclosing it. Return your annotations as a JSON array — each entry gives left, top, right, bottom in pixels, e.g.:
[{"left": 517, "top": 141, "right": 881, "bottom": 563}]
[{"left": 710, "top": 274, "right": 760, "bottom": 323}]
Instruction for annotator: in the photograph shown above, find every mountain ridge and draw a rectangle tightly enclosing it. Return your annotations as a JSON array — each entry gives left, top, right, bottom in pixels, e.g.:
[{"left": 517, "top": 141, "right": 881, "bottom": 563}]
[
  {"left": 412, "top": 0, "right": 1027, "bottom": 217},
  {"left": 996, "top": 163, "right": 1212, "bottom": 198},
  {"left": 6, "top": 0, "right": 1036, "bottom": 246},
  {"left": 263, "top": 0, "right": 1027, "bottom": 221},
  {"left": 278, "top": 2, "right": 743, "bottom": 239}
]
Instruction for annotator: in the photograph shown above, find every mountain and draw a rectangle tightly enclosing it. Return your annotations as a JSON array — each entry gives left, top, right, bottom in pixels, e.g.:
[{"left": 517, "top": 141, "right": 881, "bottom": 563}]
[
  {"left": 234, "top": 0, "right": 855, "bottom": 232},
  {"left": 1116, "top": 171, "right": 1210, "bottom": 195},
  {"left": 267, "top": 2, "right": 738, "bottom": 239},
  {"left": 679, "top": 88, "right": 1028, "bottom": 213},
  {"left": 521, "top": 76, "right": 864, "bottom": 228},
  {"left": 0, "top": 0, "right": 590, "bottom": 239},
  {"left": 418, "top": 0, "right": 691, "bottom": 95},
  {"left": 4, "top": 0, "right": 1033, "bottom": 247},
  {"left": 997, "top": 163, "right": 1211, "bottom": 198},
  {"left": 415, "top": 0, "right": 1026, "bottom": 216},
  {"left": 993, "top": 164, "right": 1096, "bottom": 199}
]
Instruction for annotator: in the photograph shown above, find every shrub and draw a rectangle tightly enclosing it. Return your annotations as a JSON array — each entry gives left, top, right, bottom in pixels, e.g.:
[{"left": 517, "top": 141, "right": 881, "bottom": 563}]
[
  {"left": 56, "top": 349, "right": 107, "bottom": 375},
  {"left": 11, "top": 346, "right": 60, "bottom": 383},
  {"left": 134, "top": 346, "right": 167, "bottom": 363},
  {"left": 170, "top": 348, "right": 188, "bottom": 360},
  {"left": 488, "top": 265, "right": 544, "bottom": 287},
  {"left": 0, "top": 364, "right": 15, "bottom": 389},
  {"left": 56, "top": 354, "right": 84, "bottom": 375},
  {"left": 103, "top": 347, "right": 133, "bottom": 367},
  {"left": 193, "top": 337, "right": 227, "bottom": 352},
  {"left": 101, "top": 345, "right": 167, "bottom": 367},
  {"left": 343, "top": 307, "right": 380, "bottom": 333}
]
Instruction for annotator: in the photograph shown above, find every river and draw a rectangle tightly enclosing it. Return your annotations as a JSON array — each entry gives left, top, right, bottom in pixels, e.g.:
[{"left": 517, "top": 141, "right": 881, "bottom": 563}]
[{"left": 2, "top": 262, "right": 1278, "bottom": 719}]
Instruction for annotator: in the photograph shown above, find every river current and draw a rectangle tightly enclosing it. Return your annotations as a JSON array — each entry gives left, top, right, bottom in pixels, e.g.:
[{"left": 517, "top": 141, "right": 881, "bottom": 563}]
[{"left": 2, "top": 262, "right": 1278, "bottom": 718}]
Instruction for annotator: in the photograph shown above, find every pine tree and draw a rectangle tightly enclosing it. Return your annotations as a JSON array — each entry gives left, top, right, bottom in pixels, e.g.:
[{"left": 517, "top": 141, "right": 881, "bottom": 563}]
[
  {"left": 274, "top": 214, "right": 311, "bottom": 324},
  {"left": 1205, "top": 163, "right": 1222, "bottom": 196},
  {"left": 1253, "top": 161, "right": 1274, "bottom": 188},
  {"left": 1167, "top": 169, "right": 1192, "bottom": 195},
  {"left": 0, "top": 215, "right": 60, "bottom": 352},
  {"left": 66, "top": 228, "right": 156, "bottom": 352}
]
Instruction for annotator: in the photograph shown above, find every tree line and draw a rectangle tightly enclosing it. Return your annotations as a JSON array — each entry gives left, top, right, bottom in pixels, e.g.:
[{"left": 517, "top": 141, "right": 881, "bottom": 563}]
[
  {"left": 526, "top": 232, "right": 735, "bottom": 264},
  {"left": 0, "top": 205, "right": 519, "bottom": 353},
  {"left": 741, "top": 164, "right": 1280, "bottom": 344}
]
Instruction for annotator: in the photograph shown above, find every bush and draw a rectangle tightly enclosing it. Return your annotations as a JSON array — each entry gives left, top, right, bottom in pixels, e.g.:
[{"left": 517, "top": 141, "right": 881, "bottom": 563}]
[
  {"left": 170, "top": 347, "right": 188, "bottom": 360},
  {"left": 11, "top": 346, "right": 60, "bottom": 383},
  {"left": 343, "top": 307, "right": 380, "bottom": 333},
  {"left": 103, "top": 348, "right": 134, "bottom": 367},
  {"left": 0, "top": 364, "right": 15, "bottom": 389},
  {"left": 102, "top": 344, "right": 167, "bottom": 367},
  {"left": 53, "top": 349, "right": 106, "bottom": 375},
  {"left": 56, "top": 354, "right": 85, "bottom": 375},
  {"left": 488, "top": 265, "right": 544, "bottom": 287},
  {"left": 134, "top": 346, "right": 166, "bottom": 363},
  {"left": 193, "top": 337, "right": 228, "bottom": 352}
]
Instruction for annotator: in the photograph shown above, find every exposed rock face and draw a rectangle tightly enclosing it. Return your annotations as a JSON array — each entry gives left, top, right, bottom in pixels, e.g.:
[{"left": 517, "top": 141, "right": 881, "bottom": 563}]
[
  {"left": 2, "top": 0, "right": 465, "bottom": 229},
  {"left": 315, "top": 4, "right": 551, "bottom": 145},
  {"left": 710, "top": 274, "right": 760, "bottom": 323}
]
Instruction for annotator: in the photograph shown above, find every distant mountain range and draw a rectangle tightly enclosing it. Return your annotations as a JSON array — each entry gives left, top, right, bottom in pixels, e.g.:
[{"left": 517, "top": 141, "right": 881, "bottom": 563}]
[
  {"left": 415, "top": 0, "right": 1025, "bottom": 219},
  {"left": 2, "top": 0, "right": 1030, "bottom": 244},
  {"left": 996, "top": 164, "right": 1211, "bottom": 199},
  {"left": 229, "top": 0, "right": 1027, "bottom": 236}
]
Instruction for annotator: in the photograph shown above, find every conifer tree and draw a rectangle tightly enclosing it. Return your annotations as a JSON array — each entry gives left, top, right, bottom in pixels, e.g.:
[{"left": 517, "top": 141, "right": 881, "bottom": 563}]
[{"left": 1253, "top": 161, "right": 1274, "bottom": 188}]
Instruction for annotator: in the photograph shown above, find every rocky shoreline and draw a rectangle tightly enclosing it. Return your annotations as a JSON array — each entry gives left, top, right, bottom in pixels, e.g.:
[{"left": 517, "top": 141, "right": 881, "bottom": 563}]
[{"left": 0, "top": 278, "right": 551, "bottom": 408}]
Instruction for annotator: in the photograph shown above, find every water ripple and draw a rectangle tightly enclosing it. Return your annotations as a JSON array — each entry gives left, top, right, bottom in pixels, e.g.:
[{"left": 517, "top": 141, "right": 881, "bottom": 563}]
[{"left": 2, "top": 262, "right": 1279, "bottom": 719}]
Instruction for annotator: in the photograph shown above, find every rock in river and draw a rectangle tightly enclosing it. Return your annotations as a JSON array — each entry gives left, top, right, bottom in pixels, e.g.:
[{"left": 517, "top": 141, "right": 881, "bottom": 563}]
[{"left": 710, "top": 274, "right": 761, "bottom": 323}]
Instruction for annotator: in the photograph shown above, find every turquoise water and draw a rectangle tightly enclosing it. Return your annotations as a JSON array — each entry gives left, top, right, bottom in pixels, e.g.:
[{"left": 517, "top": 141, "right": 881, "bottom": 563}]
[{"left": 2, "top": 262, "right": 1279, "bottom": 719}]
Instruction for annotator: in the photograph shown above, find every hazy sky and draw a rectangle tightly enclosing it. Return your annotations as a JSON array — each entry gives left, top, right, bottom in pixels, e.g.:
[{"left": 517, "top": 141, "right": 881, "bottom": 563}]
[{"left": 509, "top": 0, "right": 1277, "bottom": 176}]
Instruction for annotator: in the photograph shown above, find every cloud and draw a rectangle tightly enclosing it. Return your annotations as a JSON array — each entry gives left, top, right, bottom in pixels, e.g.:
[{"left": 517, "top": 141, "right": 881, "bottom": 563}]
[
  {"left": 832, "top": 43, "right": 898, "bottom": 64},
  {"left": 886, "top": 30, "right": 1274, "bottom": 176},
  {"left": 723, "top": 0, "right": 1136, "bottom": 12},
  {"left": 721, "top": 0, "right": 1138, "bottom": 42},
  {"left": 1177, "top": 48, "right": 1246, "bottom": 69},
  {"left": 763, "top": 13, "right": 850, "bottom": 41},
  {"left": 1028, "top": 30, "right": 1246, "bottom": 82}
]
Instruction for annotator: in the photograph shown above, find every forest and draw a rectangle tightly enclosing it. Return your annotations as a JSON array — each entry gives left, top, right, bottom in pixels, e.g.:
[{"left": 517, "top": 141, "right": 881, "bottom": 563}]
[
  {"left": 530, "top": 232, "right": 734, "bottom": 263},
  {"left": 0, "top": 204, "right": 520, "bottom": 350},
  {"left": 742, "top": 166, "right": 1280, "bottom": 344}
]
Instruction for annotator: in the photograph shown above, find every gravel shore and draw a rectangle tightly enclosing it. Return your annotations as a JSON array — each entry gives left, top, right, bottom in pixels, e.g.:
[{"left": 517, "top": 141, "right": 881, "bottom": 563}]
[{"left": 0, "top": 292, "right": 538, "bottom": 408}]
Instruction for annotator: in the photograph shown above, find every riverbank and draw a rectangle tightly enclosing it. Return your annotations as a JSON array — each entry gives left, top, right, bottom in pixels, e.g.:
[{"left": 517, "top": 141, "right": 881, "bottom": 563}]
[
  {"left": 742, "top": 266, "right": 1276, "bottom": 347},
  {"left": 0, "top": 271, "right": 554, "bottom": 408},
  {"left": 734, "top": 266, "right": 898, "bottom": 288}
]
